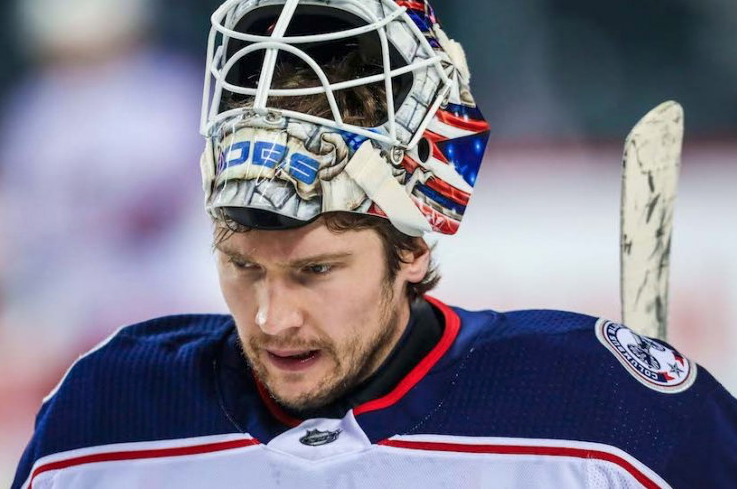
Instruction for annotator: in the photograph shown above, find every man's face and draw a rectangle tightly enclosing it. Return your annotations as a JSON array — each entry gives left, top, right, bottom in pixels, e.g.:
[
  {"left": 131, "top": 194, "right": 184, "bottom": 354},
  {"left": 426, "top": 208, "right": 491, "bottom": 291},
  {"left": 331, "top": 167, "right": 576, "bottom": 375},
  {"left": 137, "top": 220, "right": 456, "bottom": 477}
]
[{"left": 216, "top": 219, "right": 427, "bottom": 412}]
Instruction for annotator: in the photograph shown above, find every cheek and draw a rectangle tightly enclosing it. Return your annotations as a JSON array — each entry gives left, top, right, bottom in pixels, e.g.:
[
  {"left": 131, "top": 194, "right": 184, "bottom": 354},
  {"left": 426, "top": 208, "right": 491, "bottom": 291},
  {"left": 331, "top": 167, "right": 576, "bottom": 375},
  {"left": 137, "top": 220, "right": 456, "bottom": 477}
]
[{"left": 311, "top": 267, "right": 389, "bottom": 344}]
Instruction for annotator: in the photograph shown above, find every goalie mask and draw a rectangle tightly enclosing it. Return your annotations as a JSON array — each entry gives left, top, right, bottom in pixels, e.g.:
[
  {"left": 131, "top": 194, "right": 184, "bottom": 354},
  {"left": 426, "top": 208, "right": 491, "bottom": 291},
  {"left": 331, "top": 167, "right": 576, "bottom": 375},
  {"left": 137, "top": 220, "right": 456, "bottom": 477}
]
[{"left": 200, "top": 0, "right": 490, "bottom": 236}]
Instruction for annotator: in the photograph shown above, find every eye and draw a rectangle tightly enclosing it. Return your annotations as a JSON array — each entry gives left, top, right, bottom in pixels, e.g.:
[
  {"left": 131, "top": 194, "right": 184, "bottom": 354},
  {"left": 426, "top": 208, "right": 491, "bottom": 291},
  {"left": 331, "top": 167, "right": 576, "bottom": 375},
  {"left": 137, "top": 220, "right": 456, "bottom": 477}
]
[
  {"left": 304, "top": 264, "right": 332, "bottom": 275},
  {"left": 228, "top": 257, "right": 259, "bottom": 271}
]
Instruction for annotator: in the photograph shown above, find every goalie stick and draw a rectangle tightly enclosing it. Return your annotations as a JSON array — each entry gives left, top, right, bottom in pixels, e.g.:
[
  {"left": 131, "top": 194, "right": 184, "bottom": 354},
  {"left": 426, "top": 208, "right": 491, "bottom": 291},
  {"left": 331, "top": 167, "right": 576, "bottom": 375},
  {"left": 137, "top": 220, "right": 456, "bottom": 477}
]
[{"left": 620, "top": 101, "right": 684, "bottom": 340}]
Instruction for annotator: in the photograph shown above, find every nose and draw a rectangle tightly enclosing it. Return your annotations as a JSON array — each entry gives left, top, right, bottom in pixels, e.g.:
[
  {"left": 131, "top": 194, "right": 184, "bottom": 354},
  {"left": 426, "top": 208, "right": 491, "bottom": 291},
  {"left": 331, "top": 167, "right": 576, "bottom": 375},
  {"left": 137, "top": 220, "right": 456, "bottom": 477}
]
[{"left": 256, "top": 279, "right": 304, "bottom": 335}]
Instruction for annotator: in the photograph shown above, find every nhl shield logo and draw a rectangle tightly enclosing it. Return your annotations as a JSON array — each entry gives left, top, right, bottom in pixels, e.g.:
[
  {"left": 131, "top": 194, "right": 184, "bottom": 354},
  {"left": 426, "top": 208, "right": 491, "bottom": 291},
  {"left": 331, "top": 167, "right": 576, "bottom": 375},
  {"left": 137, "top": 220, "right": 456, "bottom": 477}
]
[
  {"left": 299, "top": 429, "right": 342, "bottom": 447},
  {"left": 596, "top": 319, "right": 696, "bottom": 393}
]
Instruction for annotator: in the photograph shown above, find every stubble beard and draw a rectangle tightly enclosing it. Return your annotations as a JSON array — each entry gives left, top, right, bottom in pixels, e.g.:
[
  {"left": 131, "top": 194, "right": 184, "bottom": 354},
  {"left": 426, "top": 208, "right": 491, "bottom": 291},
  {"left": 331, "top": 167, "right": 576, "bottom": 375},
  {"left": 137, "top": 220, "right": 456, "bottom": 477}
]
[{"left": 241, "top": 281, "right": 402, "bottom": 413}]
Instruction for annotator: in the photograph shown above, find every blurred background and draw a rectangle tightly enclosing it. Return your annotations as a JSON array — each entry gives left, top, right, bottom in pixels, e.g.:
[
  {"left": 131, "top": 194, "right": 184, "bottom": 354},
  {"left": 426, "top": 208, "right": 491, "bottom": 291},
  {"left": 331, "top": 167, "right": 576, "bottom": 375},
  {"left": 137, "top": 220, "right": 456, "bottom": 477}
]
[{"left": 0, "top": 0, "right": 735, "bottom": 483}]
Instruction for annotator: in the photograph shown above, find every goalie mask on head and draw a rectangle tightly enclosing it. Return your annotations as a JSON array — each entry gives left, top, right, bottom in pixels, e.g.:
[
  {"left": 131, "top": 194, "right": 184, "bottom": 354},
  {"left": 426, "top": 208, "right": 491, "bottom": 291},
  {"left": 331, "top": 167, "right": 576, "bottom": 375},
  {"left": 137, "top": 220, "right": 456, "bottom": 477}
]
[{"left": 200, "top": 0, "right": 490, "bottom": 236}]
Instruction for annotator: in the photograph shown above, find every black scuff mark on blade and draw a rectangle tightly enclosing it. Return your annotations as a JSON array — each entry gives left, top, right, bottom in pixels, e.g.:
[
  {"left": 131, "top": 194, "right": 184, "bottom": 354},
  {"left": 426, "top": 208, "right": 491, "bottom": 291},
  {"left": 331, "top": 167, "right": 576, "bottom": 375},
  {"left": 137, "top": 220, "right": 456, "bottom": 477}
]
[
  {"left": 622, "top": 234, "right": 632, "bottom": 255},
  {"left": 649, "top": 206, "right": 670, "bottom": 262},
  {"left": 654, "top": 296, "right": 666, "bottom": 338},
  {"left": 657, "top": 234, "right": 672, "bottom": 280},
  {"left": 645, "top": 193, "right": 660, "bottom": 224},
  {"left": 649, "top": 219, "right": 664, "bottom": 259},
  {"left": 634, "top": 270, "right": 650, "bottom": 308},
  {"left": 632, "top": 139, "right": 648, "bottom": 175},
  {"left": 622, "top": 146, "right": 630, "bottom": 169}
]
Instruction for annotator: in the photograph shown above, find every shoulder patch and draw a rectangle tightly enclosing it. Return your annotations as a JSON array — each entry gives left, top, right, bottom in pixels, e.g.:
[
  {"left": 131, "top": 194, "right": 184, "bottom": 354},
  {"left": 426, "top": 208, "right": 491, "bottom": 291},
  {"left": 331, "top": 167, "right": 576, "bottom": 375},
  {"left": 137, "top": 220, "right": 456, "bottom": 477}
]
[{"left": 595, "top": 319, "right": 696, "bottom": 393}]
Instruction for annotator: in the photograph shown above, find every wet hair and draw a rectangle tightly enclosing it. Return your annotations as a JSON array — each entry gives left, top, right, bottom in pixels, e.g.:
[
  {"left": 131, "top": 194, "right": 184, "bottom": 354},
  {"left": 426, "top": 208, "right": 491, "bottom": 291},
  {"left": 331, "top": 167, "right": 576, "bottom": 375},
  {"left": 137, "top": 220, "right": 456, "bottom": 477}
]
[{"left": 216, "top": 54, "right": 441, "bottom": 301}]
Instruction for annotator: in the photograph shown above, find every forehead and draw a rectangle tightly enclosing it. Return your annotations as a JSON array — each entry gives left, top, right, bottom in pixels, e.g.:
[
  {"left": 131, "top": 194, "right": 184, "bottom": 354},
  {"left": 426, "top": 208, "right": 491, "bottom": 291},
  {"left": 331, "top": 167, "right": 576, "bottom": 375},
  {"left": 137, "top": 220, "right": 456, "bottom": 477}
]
[{"left": 216, "top": 219, "right": 381, "bottom": 262}]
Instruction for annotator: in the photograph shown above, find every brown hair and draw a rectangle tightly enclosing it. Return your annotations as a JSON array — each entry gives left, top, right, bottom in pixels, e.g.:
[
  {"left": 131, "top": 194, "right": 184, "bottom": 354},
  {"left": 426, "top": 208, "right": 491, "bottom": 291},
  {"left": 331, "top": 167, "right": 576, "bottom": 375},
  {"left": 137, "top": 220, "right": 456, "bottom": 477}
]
[
  {"left": 216, "top": 54, "right": 440, "bottom": 300},
  {"left": 223, "top": 50, "right": 387, "bottom": 126}
]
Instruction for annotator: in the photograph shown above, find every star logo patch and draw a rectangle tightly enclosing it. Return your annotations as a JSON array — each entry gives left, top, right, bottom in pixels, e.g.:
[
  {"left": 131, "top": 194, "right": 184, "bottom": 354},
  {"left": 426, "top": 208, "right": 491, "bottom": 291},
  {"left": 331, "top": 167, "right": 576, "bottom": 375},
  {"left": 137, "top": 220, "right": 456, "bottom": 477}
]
[{"left": 595, "top": 319, "right": 697, "bottom": 393}]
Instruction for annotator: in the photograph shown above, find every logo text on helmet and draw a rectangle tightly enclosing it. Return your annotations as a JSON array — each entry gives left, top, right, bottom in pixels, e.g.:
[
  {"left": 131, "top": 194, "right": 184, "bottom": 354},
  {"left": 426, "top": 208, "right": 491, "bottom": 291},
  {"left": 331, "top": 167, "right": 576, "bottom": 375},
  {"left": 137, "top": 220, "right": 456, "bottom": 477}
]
[{"left": 219, "top": 140, "right": 320, "bottom": 185}]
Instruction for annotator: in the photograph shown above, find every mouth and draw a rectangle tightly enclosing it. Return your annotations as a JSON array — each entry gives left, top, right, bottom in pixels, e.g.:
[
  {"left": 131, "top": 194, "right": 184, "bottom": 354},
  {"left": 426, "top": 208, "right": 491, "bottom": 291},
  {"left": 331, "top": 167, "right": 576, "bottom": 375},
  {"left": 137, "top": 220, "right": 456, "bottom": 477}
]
[{"left": 266, "top": 349, "right": 322, "bottom": 372}]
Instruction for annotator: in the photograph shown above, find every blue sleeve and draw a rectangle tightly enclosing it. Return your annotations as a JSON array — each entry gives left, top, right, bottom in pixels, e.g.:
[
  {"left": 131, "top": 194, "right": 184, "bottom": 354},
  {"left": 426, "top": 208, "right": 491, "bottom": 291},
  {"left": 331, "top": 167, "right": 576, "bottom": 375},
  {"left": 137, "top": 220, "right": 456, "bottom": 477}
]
[
  {"left": 11, "top": 314, "right": 235, "bottom": 489},
  {"left": 12, "top": 403, "right": 51, "bottom": 489},
  {"left": 664, "top": 383, "right": 737, "bottom": 487}
]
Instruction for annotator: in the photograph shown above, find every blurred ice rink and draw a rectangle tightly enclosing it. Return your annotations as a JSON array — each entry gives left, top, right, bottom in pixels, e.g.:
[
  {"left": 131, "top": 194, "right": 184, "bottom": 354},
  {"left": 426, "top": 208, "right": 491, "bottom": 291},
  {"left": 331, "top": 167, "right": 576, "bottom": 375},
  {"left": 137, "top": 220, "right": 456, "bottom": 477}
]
[{"left": 1, "top": 0, "right": 735, "bottom": 485}]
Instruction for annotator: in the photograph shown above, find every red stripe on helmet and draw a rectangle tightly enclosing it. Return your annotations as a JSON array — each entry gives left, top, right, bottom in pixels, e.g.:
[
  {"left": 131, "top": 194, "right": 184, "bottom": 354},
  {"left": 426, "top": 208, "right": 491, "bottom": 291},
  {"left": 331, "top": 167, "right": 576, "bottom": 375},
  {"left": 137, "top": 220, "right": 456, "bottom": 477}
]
[{"left": 435, "top": 110, "right": 491, "bottom": 133}]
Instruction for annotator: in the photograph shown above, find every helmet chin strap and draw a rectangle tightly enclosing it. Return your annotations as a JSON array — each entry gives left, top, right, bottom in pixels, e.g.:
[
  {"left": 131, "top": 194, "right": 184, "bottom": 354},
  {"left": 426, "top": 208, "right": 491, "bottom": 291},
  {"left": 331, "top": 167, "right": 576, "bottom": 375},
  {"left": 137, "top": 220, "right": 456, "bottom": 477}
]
[
  {"left": 345, "top": 141, "right": 431, "bottom": 237},
  {"left": 200, "top": 139, "right": 216, "bottom": 203}
]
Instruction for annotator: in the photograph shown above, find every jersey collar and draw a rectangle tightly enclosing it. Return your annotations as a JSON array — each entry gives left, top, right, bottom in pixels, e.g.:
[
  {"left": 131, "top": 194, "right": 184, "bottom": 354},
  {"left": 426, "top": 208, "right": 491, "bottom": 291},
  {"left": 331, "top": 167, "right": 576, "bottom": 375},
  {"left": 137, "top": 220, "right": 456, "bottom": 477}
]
[{"left": 253, "top": 295, "right": 461, "bottom": 427}]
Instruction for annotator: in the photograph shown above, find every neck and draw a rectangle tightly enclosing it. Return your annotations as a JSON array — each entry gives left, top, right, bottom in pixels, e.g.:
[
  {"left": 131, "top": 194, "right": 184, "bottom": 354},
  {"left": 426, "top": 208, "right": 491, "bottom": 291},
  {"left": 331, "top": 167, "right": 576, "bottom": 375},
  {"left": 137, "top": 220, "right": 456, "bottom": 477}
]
[{"left": 357, "top": 296, "right": 412, "bottom": 385}]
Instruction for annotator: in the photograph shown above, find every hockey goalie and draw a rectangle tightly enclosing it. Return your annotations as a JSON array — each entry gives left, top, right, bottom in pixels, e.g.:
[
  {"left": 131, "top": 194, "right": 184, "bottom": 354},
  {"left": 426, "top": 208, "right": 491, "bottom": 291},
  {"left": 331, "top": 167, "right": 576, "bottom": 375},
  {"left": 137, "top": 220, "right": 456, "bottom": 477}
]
[{"left": 13, "top": 0, "right": 737, "bottom": 488}]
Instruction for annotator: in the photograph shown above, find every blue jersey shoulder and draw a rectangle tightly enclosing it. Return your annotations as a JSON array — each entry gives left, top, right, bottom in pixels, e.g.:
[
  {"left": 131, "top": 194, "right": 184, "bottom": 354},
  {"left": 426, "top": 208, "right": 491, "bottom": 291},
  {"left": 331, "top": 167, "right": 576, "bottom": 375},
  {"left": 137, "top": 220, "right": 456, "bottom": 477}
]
[
  {"left": 43, "top": 313, "right": 234, "bottom": 408},
  {"left": 117, "top": 313, "right": 232, "bottom": 343},
  {"left": 453, "top": 306, "right": 710, "bottom": 395},
  {"left": 14, "top": 314, "right": 238, "bottom": 488},
  {"left": 451, "top": 306, "right": 719, "bottom": 400},
  {"left": 483, "top": 307, "right": 598, "bottom": 337},
  {"left": 424, "top": 306, "right": 737, "bottom": 484}
]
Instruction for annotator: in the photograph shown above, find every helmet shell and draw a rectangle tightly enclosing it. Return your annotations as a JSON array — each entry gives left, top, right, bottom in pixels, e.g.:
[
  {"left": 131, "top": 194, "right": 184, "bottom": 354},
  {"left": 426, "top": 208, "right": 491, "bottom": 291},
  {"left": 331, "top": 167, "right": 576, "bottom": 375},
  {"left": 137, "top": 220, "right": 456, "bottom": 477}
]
[{"left": 200, "top": 0, "right": 490, "bottom": 235}]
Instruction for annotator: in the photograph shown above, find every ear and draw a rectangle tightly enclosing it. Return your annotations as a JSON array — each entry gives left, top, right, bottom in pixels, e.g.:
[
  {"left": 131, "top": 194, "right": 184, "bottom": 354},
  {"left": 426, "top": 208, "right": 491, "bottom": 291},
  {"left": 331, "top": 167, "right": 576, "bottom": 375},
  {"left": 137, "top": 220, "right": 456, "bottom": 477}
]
[{"left": 401, "top": 238, "right": 431, "bottom": 284}]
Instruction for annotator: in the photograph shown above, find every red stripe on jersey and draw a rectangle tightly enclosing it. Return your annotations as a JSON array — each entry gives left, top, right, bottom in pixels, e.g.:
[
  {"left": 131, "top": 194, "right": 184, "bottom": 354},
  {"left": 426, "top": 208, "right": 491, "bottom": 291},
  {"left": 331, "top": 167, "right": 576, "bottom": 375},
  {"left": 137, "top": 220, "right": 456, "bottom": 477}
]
[
  {"left": 254, "top": 375, "right": 302, "bottom": 428},
  {"left": 377, "top": 440, "right": 663, "bottom": 489},
  {"left": 354, "top": 296, "right": 460, "bottom": 415},
  {"left": 30, "top": 438, "right": 260, "bottom": 489}
]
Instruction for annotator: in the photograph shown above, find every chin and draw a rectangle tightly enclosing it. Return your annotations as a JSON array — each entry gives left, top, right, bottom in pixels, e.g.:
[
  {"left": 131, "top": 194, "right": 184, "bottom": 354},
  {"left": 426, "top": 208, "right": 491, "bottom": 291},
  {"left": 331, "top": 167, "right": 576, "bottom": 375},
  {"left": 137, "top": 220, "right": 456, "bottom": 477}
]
[
  {"left": 270, "top": 377, "right": 341, "bottom": 411},
  {"left": 273, "top": 389, "right": 324, "bottom": 412}
]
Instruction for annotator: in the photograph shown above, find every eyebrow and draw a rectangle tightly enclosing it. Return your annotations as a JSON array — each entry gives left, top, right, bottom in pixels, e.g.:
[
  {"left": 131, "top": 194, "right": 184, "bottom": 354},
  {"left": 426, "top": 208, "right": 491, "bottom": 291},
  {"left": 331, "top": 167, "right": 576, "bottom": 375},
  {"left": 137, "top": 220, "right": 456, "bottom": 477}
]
[{"left": 215, "top": 245, "right": 353, "bottom": 268}]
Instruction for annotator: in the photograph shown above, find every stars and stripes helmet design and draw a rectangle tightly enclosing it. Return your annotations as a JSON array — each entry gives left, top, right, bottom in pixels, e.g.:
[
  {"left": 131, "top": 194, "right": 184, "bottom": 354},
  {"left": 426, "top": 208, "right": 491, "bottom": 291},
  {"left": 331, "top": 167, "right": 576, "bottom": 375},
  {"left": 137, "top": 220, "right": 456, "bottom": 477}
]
[{"left": 200, "top": 0, "right": 490, "bottom": 236}]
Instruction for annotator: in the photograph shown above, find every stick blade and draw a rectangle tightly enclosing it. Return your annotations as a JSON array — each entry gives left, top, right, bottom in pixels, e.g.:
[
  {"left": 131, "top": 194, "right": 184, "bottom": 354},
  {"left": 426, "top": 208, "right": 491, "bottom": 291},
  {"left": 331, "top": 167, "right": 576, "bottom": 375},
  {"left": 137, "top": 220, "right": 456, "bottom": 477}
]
[{"left": 620, "top": 101, "right": 684, "bottom": 339}]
